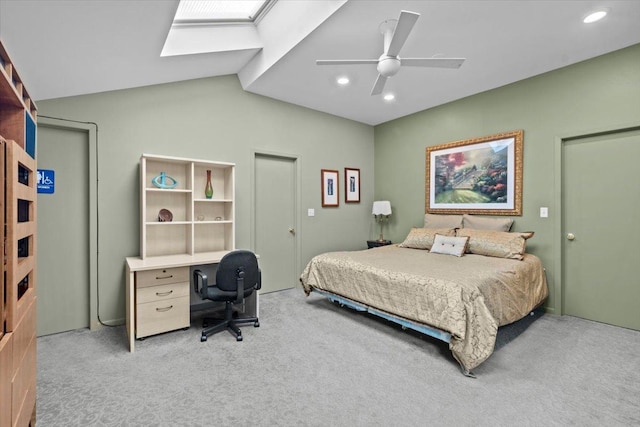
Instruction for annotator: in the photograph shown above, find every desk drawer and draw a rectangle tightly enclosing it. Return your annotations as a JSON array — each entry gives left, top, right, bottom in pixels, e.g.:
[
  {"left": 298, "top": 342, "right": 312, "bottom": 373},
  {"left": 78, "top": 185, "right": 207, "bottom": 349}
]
[
  {"left": 136, "top": 282, "right": 189, "bottom": 304},
  {"left": 137, "top": 267, "right": 189, "bottom": 288},
  {"left": 136, "top": 296, "right": 189, "bottom": 338}
]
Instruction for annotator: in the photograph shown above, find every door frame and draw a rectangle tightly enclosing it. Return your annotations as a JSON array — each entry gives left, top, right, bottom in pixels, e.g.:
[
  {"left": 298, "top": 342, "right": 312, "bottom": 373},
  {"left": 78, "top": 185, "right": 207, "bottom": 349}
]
[
  {"left": 37, "top": 116, "right": 100, "bottom": 329},
  {"left": 553, "top": 121, "right": 640, "bottom": 316},
  {"left": 250, "top": 150, "right": 301, "bottom": 280}
]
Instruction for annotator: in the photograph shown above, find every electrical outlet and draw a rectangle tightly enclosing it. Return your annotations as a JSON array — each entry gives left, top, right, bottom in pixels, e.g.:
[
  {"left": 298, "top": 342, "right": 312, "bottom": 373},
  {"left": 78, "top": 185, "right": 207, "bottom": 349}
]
[{"left": 308, "top": 208, "right": 315, "bottom": 217}]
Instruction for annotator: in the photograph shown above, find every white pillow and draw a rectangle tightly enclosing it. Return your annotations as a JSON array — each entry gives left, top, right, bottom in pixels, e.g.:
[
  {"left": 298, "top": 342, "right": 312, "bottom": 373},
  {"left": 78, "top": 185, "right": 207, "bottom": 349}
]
[{"left": 429, "top": 234, "right": 469, "bottom": 257}]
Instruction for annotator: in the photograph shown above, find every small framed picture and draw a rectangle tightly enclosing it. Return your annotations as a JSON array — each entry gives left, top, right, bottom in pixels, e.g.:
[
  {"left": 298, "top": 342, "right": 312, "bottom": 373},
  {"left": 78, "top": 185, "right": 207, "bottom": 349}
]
[
  {"left": 321, "top": 169, "right": 339, "bottom": 207},
  {"left": 344, "top": 167, "right": 360, "bottom": 203}
]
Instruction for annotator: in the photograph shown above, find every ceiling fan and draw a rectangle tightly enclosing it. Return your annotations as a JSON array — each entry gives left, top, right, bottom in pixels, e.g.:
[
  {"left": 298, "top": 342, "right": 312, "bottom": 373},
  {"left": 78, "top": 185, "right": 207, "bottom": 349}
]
[{"left": 316, "top": 10, "right": 466, "bottom": 96}]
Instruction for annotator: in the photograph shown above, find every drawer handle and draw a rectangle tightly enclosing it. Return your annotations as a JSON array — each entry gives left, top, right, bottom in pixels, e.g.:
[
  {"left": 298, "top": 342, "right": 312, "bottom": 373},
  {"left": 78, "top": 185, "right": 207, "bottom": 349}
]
[
  {"left": 156, "top": 305, "right": 173, "bottom": 312},
  {"left": 156, "top": 274, "right": 173, "bottom": 280},
  {"left": 156, "top": 290, "right": 174, "bottom": 297}
]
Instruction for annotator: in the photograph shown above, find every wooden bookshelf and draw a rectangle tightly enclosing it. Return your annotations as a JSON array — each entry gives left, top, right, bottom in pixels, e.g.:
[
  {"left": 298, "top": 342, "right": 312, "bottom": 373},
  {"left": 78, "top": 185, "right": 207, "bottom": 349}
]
[{"left": 0, "top": 38, "right": 37, "bottom": 427}]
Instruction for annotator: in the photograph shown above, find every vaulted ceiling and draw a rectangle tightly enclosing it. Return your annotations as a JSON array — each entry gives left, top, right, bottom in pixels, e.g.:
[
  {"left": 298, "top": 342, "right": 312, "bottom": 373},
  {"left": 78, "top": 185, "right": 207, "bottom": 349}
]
[{"left": 1, "top": 0, "right": 639, "bottom": 125}]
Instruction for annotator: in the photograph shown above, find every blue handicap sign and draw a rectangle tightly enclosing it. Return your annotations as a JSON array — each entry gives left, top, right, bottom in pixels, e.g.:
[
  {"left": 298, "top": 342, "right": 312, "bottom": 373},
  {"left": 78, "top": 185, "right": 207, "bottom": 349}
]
[{"left": 37, "top": 169, "right": 55, "bottom": 194}]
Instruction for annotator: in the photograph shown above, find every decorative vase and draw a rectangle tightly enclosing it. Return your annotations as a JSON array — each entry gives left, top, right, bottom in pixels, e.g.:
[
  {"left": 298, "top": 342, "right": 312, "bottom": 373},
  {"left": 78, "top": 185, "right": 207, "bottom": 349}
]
[{"left": 205, "top": 170, "right": 213, "bottom": 199}]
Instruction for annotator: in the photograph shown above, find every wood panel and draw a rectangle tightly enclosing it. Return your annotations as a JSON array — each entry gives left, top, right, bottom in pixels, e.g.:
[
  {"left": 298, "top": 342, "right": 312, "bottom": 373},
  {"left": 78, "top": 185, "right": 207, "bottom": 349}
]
[
  {"left": 0, "top": 139, "right": 4, "bottom": 338},
  {"left": 0, "top": 334, "right": 14, "bottom": 427},
  {"left": 11, "top": 298, "right": 36, "bottom": 427},
  {"left": 5, "top": 139, "right": 37, "bottom": 331}
]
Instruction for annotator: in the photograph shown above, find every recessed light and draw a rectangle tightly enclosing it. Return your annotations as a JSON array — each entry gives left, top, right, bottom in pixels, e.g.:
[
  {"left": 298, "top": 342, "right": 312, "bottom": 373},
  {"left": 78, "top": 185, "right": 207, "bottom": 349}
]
[
  {"left": 336, "top": 76, "right": 350, "bottom": 85},
  {"left": 583, "top": 9, "right": 608, "bottom": 24},
  {"left": 383, "top": 93, "right": 395, "bottom": 102}
]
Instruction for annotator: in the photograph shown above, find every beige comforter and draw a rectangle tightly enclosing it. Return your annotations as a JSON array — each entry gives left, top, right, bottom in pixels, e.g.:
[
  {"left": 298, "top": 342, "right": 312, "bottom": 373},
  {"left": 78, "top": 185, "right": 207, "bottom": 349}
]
[{"left": 300, "top": 245, "right": 548, "bottom": 371}]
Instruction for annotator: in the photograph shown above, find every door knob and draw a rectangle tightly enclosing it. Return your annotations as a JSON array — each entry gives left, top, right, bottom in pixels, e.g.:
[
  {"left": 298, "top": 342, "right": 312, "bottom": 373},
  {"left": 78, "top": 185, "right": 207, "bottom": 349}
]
[
  {"left": 288, "top": 228, "right": 295, "bottom": 234},
  {"left": 567, "top": 233, "right": 575, "bottom": 241}
]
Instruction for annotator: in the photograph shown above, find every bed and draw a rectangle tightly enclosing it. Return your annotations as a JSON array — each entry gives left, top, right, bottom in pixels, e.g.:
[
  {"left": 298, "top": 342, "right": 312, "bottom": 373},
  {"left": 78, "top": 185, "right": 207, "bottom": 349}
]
[{"left": 300, "top": 223, "right": 548, "bottom": 377}]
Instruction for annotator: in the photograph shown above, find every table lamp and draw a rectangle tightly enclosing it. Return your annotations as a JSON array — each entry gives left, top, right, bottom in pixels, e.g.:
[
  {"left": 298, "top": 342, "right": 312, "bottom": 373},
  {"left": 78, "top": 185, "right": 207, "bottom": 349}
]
[{"left": 372, "top": 200, "right": 392, "bottom": 242}]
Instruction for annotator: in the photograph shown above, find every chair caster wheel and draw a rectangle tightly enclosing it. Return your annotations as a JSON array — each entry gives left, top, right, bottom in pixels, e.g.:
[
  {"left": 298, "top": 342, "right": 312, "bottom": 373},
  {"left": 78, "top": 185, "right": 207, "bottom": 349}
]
[
  {"left": 236, "top": 335, "right": 243, "bottom": 342},
  {"left": 254, "top": 321, "right": 260, "bottom": 327},
  {"left": 201, "top": 335, "right": 207, "bottom": 342}
]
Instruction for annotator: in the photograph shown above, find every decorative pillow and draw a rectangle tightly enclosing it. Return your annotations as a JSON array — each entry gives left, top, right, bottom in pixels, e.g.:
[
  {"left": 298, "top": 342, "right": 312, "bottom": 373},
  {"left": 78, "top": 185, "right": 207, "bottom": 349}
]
[
  {"left": 430, "top": 234, "right": 469, "bottom": 257},
  {"left": 456, "top": 228, "right": 534, "bottom": 260},
  {"left": 462, "top": 214, "right": 514, "bottom": 232},
  {"left": 423, "top": 213, "right": 463, "bottom": 229},
  {"left": 399, "top": 227, "right": 456, "bottom": 250}
]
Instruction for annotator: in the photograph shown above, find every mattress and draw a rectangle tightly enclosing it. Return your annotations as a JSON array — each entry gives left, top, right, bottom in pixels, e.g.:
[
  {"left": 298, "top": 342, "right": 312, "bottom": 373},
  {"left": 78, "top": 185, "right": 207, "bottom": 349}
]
[{"left": 300, "top": 244, "right": 548, "bottom": 371}]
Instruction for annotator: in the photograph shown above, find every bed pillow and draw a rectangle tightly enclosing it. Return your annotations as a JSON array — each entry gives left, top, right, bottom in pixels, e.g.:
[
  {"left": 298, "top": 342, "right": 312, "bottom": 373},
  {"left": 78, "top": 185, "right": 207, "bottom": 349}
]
[
  {"left": 462, "top": 214, "right": 514, "bottom": 232},
  {"left": 429, "top": 234, "right": 469, "bottom": 257},
  {"left": 456, "top": 228, "right": 534, "bottom": 260},
  {"left": 423, "top": 213, "right": 463, "bottom": 229},
  {"left": 399, "top": 227, "right": 456, "bottom": 250}
]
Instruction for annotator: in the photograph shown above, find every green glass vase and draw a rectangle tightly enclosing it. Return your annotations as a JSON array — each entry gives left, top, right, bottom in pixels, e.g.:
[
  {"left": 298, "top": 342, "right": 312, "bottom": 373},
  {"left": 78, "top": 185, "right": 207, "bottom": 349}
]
[{"left": 205, "top": 169, "right": 213, "bottom": 199}]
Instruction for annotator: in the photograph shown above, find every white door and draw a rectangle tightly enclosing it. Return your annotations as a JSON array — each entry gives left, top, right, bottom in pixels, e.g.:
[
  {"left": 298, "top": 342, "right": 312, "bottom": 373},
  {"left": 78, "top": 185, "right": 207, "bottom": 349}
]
[
  {"left": 254, "top": 154, "right": 297, "bottom": 293},
  {"left": 37, "top": 124, "right": 90, "bottom": 335},
  {"left": 562, "top": 128, "right": 640, "bottom": 330}
]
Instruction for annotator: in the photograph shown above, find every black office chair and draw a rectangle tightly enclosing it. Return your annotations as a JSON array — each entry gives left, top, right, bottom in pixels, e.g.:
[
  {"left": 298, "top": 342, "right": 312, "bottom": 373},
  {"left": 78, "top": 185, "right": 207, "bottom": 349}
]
[{"left": 193, "top": 250, "right": 261, "bottom": 342}]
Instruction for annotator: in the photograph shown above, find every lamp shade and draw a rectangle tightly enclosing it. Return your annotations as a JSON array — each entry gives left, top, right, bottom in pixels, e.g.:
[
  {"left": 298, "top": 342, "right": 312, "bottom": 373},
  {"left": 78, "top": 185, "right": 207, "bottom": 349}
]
[{"left": 372, "top": 200, "right": 392, "bottom": 216}]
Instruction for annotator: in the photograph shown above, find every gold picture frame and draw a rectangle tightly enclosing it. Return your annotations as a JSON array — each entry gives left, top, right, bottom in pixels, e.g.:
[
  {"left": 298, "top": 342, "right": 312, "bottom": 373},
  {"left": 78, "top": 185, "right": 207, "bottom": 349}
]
[{"left": 425, "top": 130, "right": 523, "bottom": 215}]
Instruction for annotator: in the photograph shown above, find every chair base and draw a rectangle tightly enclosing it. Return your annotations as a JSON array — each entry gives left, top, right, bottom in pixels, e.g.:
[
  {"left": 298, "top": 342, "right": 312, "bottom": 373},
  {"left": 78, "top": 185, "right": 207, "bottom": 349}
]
[{"left": 200, "top": 302, "right": 259, "bottom": 342}]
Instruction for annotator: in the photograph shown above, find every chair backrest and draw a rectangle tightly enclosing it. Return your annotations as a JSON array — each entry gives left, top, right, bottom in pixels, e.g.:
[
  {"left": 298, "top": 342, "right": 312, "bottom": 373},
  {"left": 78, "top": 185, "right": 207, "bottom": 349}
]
[{"left": 216, "top": 250, "right": 260, "bottom": 293}]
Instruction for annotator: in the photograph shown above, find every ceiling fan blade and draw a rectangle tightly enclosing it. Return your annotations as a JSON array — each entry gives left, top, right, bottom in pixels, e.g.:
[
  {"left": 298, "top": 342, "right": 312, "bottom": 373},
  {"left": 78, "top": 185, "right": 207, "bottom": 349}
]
[
  {"left": 370, "top": 74, "right": 387, "bottom": 96},
  {"left": 316, "top": 59, "right": 378, "bottom": 65},
  {"left": 401, "top": 58, "right": 466, "bottom": 68},
  {"left": 386, "top": 10, "right": 420, "bottom": 57}
]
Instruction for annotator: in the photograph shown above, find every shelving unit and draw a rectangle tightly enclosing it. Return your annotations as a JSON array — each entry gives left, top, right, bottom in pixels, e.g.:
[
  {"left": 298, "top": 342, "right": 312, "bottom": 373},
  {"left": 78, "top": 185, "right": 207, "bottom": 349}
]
[
  {"left": 125, "top": 154, "right": 239, "bottom": 351},
  {"left": 140, "top": 154, "right": 235, "bottom": 259},
  {"left": 0, "top": 39, "right": 38, "bottom": 427}
]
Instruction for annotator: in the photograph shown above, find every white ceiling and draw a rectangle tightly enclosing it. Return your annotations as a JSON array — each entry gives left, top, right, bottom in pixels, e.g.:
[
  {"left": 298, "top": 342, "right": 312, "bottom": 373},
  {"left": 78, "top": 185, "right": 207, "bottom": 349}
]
[{"left": 1, "top": 0, "right": 639, "bottom": 126}]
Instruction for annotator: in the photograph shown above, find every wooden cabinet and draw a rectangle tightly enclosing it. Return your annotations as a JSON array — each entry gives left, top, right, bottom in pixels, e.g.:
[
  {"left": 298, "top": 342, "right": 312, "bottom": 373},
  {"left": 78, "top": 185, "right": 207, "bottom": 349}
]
[
  {"left": 135, "top": 267, "right": 190, "bottom": 338},
  {"left": 0, "top": 39, "right": 38, "bottom": 427},
  {"left": 140, "top": 154, "right": 235, "bottom": 259}
]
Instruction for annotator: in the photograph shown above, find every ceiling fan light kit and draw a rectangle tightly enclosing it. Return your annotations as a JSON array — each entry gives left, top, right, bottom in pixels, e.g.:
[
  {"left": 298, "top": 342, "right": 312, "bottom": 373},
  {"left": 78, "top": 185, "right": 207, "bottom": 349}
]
[{"left": 316, "top": 10, "right": 466, "bottom": 96}]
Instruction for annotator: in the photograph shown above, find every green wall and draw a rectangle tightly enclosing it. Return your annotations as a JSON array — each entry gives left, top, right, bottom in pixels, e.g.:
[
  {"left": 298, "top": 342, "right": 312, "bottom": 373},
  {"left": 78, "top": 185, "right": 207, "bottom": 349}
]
[
  {"left": 37, "top": 43, "right": 640, "bottom": 324},
  {"left": 374, "top": 43, "right": 640, "bottom": 314},
  {"left": 37, "top": 75, "right": 373, "bottom": 325}
]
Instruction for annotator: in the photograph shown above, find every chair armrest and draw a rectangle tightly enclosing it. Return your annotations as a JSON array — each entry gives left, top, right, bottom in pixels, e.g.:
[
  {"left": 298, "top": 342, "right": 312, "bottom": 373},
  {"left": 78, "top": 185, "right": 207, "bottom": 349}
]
[
  {"left": 193, "top": 269, "right": 207, "bottom": 297},
  {"left": 256, "top": 268, "right": 262, "bottom": 291},
  {"left": 235, "top": 269, "right": 245, "bottom": 304}
]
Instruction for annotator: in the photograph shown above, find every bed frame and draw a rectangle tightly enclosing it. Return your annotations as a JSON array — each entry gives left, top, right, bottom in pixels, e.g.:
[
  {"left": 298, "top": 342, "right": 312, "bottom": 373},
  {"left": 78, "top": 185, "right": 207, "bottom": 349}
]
[{"left": 311, "top": 288, "right": 476, "bottom": 378}]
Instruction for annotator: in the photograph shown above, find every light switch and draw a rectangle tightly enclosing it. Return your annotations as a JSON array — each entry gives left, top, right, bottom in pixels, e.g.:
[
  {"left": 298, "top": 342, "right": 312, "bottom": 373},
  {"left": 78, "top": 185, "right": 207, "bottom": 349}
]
[
  {"left": 308, "top": 208, "right": 315, "bottom": 217},
  {"left": 540, "top": 207, "right": 548, "bottom": 218}
]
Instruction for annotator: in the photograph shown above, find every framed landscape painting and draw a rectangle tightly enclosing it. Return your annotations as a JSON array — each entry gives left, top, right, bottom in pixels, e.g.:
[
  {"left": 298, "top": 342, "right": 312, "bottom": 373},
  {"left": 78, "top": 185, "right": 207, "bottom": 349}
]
[{"left": 425, "top": 130, "right": 523, "bottom": 215}]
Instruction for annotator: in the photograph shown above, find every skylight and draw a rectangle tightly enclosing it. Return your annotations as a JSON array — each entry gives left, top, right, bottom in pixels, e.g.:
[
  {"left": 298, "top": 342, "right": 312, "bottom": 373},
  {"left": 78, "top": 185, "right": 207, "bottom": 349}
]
[{"left": 174, "top": 0, "right": 273, "bottom": 24}]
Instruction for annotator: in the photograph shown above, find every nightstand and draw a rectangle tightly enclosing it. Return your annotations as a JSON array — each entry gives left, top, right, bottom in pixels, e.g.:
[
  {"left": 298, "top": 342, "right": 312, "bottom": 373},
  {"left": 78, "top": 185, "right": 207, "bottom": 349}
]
[{"left": 367, "top": 240, "right": 392, "bottom": 249}]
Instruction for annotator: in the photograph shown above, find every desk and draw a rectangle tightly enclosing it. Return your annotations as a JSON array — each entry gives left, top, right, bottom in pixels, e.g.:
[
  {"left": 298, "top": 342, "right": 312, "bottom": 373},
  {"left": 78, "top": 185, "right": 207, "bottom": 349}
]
[{"left": 125, "top": 252, "right": 259, "bottom": 352}]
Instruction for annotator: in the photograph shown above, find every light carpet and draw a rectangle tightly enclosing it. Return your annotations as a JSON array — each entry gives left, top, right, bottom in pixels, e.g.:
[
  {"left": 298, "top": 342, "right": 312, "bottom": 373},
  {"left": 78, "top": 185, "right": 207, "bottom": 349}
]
[{"left": 36, "top": 287, "right": 640, "bottom": 426}]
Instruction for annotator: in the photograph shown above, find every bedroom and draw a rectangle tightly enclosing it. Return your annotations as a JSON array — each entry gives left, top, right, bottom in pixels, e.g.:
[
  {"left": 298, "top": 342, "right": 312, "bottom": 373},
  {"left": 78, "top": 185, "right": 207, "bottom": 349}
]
[{"left": 0, "top": 0, "right": 639, "bottom": 425}]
